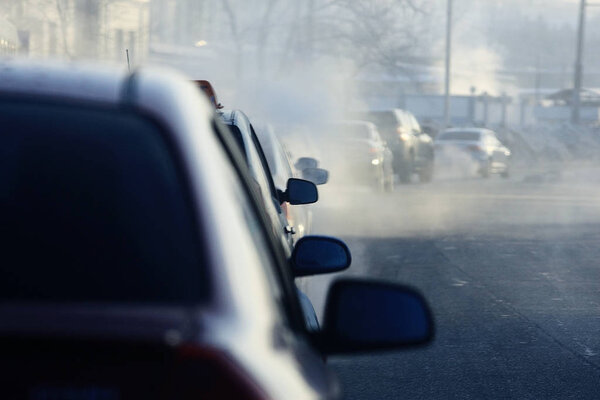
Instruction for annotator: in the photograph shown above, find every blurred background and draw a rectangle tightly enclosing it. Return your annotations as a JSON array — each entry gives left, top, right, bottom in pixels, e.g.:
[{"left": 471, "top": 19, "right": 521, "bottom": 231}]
[{"left": 2, "top": 0, "right": 600, "bottom": 162}]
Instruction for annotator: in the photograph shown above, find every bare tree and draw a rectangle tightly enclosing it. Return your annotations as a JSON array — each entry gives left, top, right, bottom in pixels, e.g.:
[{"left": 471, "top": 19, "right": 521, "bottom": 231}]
[{"left": 216, "top": 0, "right": 433, "bottom": 81}]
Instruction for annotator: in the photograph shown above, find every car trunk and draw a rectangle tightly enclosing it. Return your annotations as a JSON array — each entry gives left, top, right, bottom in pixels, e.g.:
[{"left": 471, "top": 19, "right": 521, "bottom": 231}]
[{"left": 0, "top": 305, "right": 215, "bottom": 400}]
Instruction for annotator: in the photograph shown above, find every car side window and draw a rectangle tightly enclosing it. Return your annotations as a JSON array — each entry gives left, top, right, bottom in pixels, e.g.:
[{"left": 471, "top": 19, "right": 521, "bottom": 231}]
[
  {"left": 214, "top": 132, "right": 296, "bottom": 326},
  {"left": 410, "top": 114, "right": 422, "bottom": 133},
  {"left": 236, "top": 120, "right": 281, "bottom": 212},
  {"left": 250, "top": 125, "right": 280, "bottom": 199}
]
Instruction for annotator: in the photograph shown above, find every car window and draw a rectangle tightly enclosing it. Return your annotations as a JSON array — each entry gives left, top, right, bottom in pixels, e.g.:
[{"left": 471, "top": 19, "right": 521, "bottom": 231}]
[
  {"left": 0, "top": 102, "right": 208, "bottom": 304},
  {"left": 409, "top": 114, "right": 421, "bottom": 132},
  {"left": 226, "top": 117, "right": 280, "bottom": 212},
  {"left": 437, "top": 131, "right": 481, "bottom": 141},
  {"left": 226, "top": 124, "right": 248, "bottom": 159},
  {"left": 351, "top": 112, "right": 398, "bottom": 140},
  {"left": 262, "top": 134, "right": 294, "bottom": 190},
  {"left": 371, "top": 129, "right": 382, "bottom": 142},
  {"left": 250, "top": 125, "right": 282, "bottom": 205}
]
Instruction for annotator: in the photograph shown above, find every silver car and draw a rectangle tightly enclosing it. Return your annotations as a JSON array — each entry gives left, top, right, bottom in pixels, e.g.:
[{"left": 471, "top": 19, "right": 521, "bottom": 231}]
[
  {"left": 0, "top": 60, "right": 433, "bottom": 399},
  {"left": 435, "top": 127, "right": 511, "bottom": 178}
]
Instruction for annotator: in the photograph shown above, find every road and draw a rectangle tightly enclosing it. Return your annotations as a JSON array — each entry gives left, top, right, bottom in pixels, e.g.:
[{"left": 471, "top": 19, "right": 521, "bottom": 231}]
[{"left": 301, "top": 165, "right": 600, "bottom": 399}]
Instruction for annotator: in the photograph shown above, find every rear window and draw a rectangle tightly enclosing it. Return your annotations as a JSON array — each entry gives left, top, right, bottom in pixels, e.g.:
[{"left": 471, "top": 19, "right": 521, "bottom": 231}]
[
  {"left": 329, "top": 124, "right": 370, "bottom": 140},
  {"left": 437, "top": 131, "right": 481, "bottom": 141},
  {"left": 0, "top": 102, "right": 208, "bottom": 304},
  {"left": 351, "top": 112, "right": 397, "bottom": 140}
]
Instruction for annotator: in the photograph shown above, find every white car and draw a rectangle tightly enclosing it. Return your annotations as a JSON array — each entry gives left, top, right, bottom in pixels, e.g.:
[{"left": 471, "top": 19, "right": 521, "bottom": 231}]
[
  {"left": 435, "top": 127, "right": 511, "bottom": 178},
  {"left": 0, "top": 60, "right": 433, "bottom": 399}
]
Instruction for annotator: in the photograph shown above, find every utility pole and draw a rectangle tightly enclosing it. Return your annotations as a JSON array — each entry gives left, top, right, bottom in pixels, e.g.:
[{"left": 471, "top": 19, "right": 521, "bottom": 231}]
[
  {"left": 572, "top": 0, "right": 586, "bottom": 124},
  {"left": 444, "top": 0, "right": 453, "bottom": 128}
]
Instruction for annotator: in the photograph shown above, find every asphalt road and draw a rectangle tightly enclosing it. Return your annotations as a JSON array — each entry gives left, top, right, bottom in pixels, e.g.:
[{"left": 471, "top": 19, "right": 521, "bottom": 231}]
[{"left": 301, "top": 165, "right": 600, "bottom": 399}]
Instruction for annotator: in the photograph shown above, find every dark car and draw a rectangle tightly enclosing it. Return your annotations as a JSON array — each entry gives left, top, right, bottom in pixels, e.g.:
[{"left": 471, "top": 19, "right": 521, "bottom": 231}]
[{"left": 352, "top": 109, "right": 435, "bottom": 183}]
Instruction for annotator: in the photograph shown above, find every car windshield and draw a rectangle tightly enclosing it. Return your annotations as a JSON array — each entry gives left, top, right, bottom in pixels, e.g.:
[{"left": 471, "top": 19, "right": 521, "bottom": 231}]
[
  {"left": 328, "top": 124, "right": 370, "bottom": 140},
  {"left": 437, "top": 131, "right": 481, "bottom": 141},
  {"left": 0, "top": 102, "right": 208, "bottom": 304}
]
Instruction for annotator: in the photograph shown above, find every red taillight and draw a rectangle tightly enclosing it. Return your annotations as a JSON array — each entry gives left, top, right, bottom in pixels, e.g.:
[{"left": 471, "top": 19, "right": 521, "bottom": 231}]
[
  {"left": 173, "top": 345, "right": 270, "bottom": 400},
  {"left": 369, "top": 147, "right": 378, "bottom": 153},
  {"left": 467, "top": 144, "right": 483, "bottom": 152}
]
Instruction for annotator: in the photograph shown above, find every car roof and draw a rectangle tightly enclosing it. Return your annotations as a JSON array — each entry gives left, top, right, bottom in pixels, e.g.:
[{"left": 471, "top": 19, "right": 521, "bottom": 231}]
[
  {"left": 0, "top": 59, "right": 126, "bottom": 103},
  {"left": 0, "top": 58, "right": 215, "bottom": 122}
]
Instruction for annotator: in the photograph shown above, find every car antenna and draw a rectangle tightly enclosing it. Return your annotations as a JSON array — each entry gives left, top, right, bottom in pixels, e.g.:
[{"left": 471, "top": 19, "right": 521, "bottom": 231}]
[{"left": 126, "top": 49, "right": 131, "bottom": 72}]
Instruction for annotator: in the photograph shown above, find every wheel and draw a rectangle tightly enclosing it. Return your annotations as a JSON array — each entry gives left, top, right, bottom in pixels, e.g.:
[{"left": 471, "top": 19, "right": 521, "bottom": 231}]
[{"left": 501, "top": 168, "right": 510, "bottom": 178}]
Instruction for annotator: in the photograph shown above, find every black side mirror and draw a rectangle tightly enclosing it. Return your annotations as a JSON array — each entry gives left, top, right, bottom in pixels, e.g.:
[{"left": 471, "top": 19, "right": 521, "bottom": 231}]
[
  {"left": 302, "top": 167, "right": 329, "bottom": 185},
  {"left": 317, "top": 279, "right": 434, "bottom": 354},
  {"left": 292, "top": 236, "right": 351, "bottom": 277},
  {"left": 282, "top": 178, "right": 318, "bottom": 205},
  {"left": 295, "top": 157, "right": 319, "bottom": 171}
]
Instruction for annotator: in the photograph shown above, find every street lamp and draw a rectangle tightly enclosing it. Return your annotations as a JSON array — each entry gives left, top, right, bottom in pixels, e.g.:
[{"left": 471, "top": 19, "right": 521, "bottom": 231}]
[
  {"left": 444, "top": 0, "right": 453, "bottom": 128},
  {"left": 572, "top": 0, "right": 600, "bottom": 124}
]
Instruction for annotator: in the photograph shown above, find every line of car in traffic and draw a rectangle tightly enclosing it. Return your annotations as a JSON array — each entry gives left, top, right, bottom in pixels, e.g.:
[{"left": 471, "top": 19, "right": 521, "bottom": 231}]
[
  {"left": 0, "top": 60, "right": 434, "bottom": 399},
  {"left": 320, "top": 110, "right": 512, "bottom": 189}
]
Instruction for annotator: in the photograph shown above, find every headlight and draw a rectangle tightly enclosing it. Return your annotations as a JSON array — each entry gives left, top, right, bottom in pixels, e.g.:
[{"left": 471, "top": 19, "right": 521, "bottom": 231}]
[
  {"left": 399, "top": 133, "right": 411, "bottom": 142},
  {"left": 371, "top": 159, "right": 381, "bottom": 166}
]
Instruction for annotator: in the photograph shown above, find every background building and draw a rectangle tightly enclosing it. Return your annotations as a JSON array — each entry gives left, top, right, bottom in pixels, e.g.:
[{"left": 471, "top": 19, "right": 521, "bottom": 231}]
[{"left": 0, "top": 0, "right": 150, "bottom": 64}]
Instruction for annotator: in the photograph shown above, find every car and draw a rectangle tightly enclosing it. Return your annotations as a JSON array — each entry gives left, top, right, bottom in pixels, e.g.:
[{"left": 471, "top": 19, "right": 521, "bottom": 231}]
[
  {"left": 0, "top": 61, "right": 434, "bottom": 399},
  {"left": 434, "top": 127, "right": 511, "bottom": 178},
  {"left": 217, "top": 109, "right": 318, "bottom": 253},
  {"left": 254, "top": 123, "right": 328, "bottom": 238},
  {"left": 351, "top": 109, "right": 435, "bottom": 183},
  {"left": 294, "top": 156, "right": 327, "bottom": 183},
  {"left": 217, "top": 109, "right": 333, "bottom": 330},
  {"left": 320, "top": 120, "right": 394, "bottom": 191}
]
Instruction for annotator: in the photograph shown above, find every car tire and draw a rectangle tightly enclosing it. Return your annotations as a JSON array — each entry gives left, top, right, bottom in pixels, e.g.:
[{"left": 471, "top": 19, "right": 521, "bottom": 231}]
[{"left": 501, "top": 168, "right": 510, "bottom": 179}]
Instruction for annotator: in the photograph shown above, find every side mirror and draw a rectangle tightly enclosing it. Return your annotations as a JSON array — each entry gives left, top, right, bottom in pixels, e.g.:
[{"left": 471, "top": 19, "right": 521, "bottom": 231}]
[
  {"left": 283, "top": 178, "right": 318, "bottom": 205},
  {"left": 302, "top": 167, "right": 329, "bottom": 185},
  {"left": 295, "top": 157, "right": 319, "bottom": 171},
  {"left": 318, "top": 279, "right": 434, "bottom": 354},
  {"left": 292, "top": 236, "right": 351, "bottom": 277}
]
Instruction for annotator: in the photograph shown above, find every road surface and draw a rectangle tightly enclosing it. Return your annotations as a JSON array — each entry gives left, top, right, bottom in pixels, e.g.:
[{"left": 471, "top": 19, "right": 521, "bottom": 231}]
[{"left": 301, "top": 165, "right": 600, "bottom": 399}]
